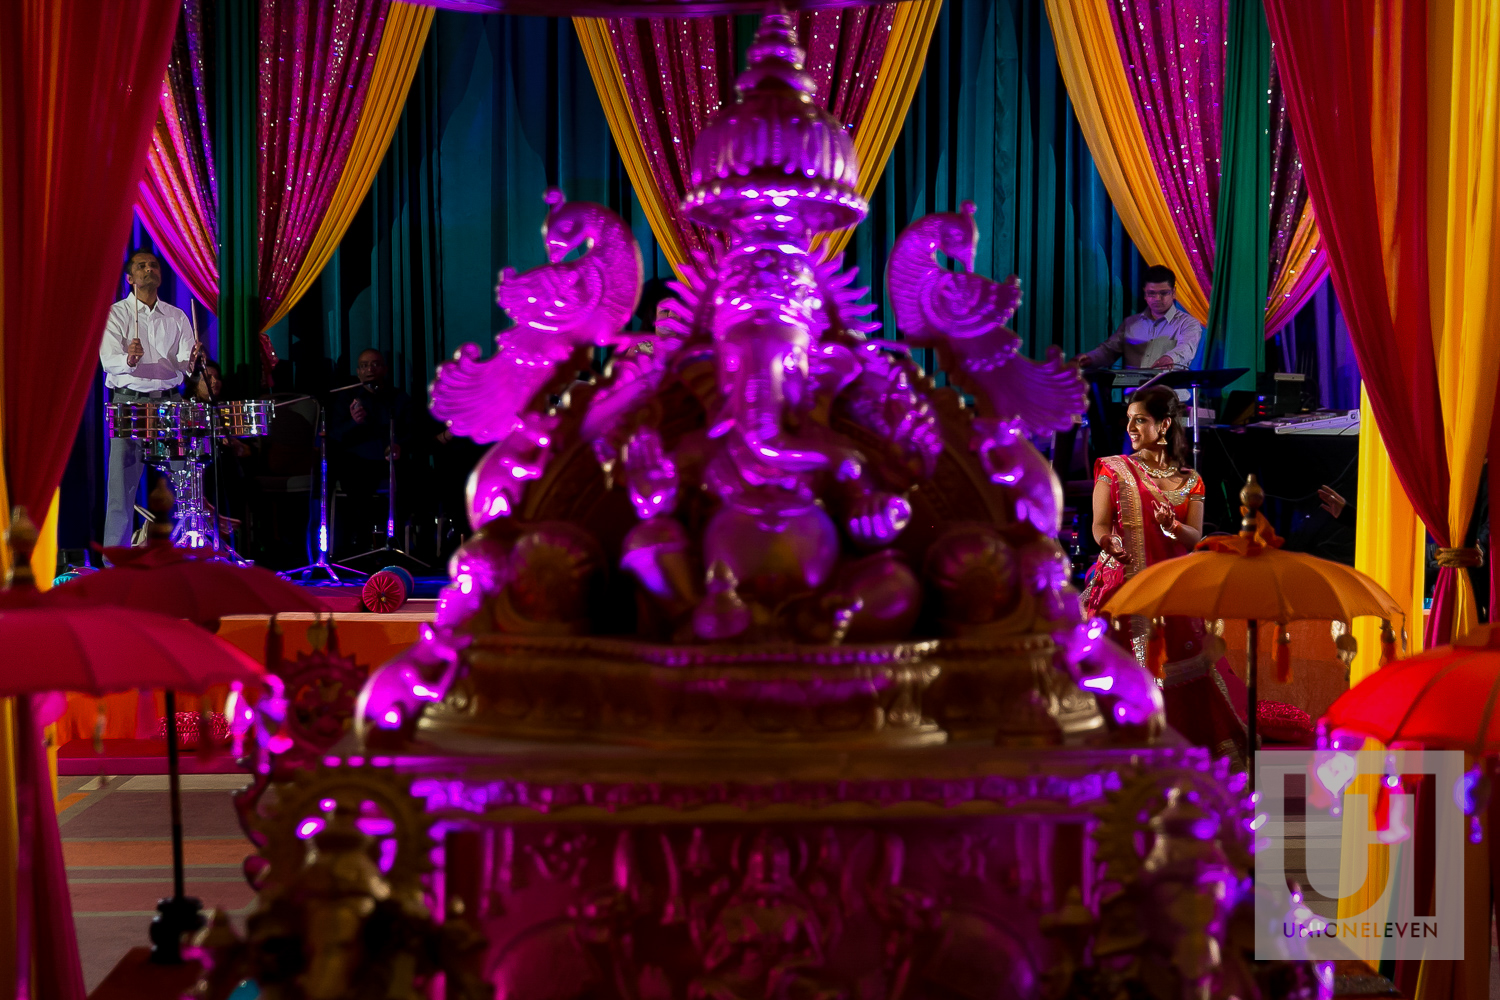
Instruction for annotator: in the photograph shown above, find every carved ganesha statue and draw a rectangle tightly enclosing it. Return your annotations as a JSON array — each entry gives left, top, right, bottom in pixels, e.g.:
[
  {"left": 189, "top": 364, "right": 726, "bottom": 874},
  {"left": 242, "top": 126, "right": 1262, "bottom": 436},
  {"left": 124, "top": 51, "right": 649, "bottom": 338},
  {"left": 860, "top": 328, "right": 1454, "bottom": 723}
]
[{"left": 371, "top": 13, "right": 1157, "bottom": 751}]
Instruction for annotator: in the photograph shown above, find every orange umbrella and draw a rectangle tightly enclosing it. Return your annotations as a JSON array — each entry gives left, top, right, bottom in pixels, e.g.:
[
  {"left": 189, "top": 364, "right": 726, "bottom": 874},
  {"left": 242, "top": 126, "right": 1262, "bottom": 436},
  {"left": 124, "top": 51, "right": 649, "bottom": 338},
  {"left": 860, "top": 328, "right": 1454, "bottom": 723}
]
[{"left": 1102, "top": 476, "right": 1402, "bottom": 775}]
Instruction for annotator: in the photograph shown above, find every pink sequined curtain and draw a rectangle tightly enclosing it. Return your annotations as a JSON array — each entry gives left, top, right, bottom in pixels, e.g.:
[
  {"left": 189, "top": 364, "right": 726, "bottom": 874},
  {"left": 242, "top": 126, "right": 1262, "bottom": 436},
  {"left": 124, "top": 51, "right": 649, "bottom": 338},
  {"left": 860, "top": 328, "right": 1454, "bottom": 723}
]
[
  {"left": 606, "top": 7, "right": 896, "bottom": 257},
  {"left": 259, "top": 0, "right": 390, "bottom": 324},
  {"left": 1109, "top": 0, "right": 1224, "bottom": 295},
  {"left": 1109, "top": 0, "right": 1324, "bottom": 331},
  {"left": 137, "top": 0, "right": 219, "bottom": 307}
]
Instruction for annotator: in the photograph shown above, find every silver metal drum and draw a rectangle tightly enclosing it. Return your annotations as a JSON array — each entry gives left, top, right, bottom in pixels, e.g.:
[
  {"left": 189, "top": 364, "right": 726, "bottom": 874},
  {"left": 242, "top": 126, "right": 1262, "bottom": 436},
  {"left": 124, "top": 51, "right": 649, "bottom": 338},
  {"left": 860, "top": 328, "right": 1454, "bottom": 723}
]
[
  {"left": 215, "top": 400, "right": 274, "bottom": 438},
  {"left": 105, "top": 400, "right": 182, "bottom": 442}
]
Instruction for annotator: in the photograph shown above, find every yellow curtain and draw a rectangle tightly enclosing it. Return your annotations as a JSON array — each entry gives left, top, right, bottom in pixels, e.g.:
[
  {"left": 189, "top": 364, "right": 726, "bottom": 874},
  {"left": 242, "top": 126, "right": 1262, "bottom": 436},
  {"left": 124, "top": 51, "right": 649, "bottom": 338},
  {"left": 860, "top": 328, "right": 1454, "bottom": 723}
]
[
  {"left": 1042, "top": 0, "right": 1210, "bottom": 323},
  {"left": 573, "top": 18, "right": 689, "bottom": 274},
  {"left": 812, "top": 1, "right": 942, "bottom": 262},
  {"left": 577, "top": 5, "right": 943, "bottom": 278},
  {"left": 260, "top": 1, "right": 435, "bottom": 332},
  {"left": 1428, "top": 0, "right": 1500, "bottom": 648}
]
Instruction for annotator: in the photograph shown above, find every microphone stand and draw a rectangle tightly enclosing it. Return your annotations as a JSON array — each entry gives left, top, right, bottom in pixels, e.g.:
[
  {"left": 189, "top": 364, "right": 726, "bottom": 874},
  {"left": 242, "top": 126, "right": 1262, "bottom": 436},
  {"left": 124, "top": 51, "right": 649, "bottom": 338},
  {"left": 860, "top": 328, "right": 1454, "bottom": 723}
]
[
  {"left": 345, "top": 398, "right": 427, "bottom": 570},
  {"left": 282, "top": 401, "right": 363, "bottom": 583}
]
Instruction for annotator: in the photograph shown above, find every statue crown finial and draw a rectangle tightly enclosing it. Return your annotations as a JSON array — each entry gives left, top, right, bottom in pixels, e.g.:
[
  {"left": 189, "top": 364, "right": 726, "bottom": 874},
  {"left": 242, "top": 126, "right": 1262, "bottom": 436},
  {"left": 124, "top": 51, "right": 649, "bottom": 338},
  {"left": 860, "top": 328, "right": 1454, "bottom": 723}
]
[
  {"left": 543, "top": 187, "right": 566, "bottom": 209},
  {"left": 738, "top": 12, "right": 813, "bottom": 98}
]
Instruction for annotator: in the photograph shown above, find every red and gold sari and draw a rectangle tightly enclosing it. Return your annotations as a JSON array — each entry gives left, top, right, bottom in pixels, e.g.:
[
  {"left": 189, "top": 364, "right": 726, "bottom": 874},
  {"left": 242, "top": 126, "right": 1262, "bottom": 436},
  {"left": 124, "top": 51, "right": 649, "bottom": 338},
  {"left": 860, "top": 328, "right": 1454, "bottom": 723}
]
[{"left": 1082, "top": 455, "right": 1248, "bottom": 763}]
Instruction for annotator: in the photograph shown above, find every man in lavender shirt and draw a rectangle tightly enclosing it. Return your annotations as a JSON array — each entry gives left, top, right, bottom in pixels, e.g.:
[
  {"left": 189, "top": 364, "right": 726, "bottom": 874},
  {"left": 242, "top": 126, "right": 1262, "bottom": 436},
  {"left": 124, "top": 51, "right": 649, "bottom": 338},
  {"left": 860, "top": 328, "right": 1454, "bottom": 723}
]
[{"left": 1076, "top": 266, "right": 1202, "bottom": 371}]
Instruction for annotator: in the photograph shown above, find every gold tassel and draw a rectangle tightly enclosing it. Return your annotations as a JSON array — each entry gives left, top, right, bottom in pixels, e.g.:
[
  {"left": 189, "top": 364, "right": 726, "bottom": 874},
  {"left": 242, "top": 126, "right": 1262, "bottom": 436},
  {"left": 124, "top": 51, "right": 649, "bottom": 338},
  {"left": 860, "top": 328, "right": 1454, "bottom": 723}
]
[
  {"left": 1380, "top": 619, "right": 1397, "bottom": 666},
  {"left": 1275, "top": 626, "right": 1293, "bottom": 684}
]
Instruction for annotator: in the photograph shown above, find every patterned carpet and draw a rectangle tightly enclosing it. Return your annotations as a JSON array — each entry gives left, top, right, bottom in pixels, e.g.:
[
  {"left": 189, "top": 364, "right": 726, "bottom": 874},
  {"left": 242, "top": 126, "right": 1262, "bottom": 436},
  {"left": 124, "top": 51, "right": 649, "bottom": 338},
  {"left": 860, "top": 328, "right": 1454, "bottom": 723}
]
[{"left": 56, "top": 773, "right": 256, "bottom": 992}]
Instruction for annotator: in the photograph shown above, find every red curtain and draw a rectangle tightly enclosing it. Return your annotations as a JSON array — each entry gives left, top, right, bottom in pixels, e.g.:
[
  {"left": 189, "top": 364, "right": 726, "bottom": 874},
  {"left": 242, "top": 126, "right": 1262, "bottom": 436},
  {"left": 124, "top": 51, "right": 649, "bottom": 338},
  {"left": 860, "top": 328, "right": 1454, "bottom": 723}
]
[
  {"left": 0, "top": 0, "right": 181, "bottom": 524},
  {"left": 0, "top": 5, "right": 177, "bottom": 995},
  {"left": 1261, "top": 1, "right": 1454, "bottom": 641},
  {"left": 607, "top": 7, "right": 898, "bottom": 258}
]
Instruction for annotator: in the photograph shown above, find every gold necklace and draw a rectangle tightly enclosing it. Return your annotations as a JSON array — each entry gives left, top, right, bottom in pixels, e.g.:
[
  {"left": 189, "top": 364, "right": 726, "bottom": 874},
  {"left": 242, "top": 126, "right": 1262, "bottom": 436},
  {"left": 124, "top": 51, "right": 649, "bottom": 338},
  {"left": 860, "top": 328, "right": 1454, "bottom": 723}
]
[{"left": 1133, "top": 456, "right": 1179, "bottom": 480}]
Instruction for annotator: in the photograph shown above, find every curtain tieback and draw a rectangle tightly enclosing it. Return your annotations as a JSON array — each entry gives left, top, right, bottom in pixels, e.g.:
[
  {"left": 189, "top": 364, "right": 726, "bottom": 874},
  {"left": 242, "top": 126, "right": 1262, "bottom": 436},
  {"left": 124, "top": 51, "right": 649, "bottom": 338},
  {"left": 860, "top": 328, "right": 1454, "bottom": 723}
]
[{"left": 1435, "top": 546, "right": 1484, "bottom": 568}]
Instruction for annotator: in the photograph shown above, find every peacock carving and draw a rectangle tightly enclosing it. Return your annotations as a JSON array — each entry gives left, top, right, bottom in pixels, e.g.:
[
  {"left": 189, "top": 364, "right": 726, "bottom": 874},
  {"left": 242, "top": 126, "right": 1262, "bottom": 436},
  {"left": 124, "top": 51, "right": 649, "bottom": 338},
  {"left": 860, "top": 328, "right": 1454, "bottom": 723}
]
[{"left": 887, "top": 200, "right": 1086, "bottom": 437}]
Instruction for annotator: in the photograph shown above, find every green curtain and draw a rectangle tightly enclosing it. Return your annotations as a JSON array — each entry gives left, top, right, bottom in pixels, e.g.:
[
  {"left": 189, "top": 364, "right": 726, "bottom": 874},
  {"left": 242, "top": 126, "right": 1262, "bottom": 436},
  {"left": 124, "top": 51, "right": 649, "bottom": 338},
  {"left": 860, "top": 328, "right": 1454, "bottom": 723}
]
[
  {"left": 215, "top": 0, "right": 260, "bottom": 395},
  {"left": 266, "top": 12, "right": 672, "bottom": 399},
  {"left": 845, "top": 0, "right": 1145, "bottom": 372},
  {"left": 1202, "top": 0, "right": 1270, "bottom": 392}
]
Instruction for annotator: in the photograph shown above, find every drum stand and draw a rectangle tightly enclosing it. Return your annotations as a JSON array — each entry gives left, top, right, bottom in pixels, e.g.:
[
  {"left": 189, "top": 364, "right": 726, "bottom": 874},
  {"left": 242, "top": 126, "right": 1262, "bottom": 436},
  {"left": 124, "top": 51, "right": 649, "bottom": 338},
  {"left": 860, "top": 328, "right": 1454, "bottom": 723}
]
[
  {"left": 164, "top": 443, "right": 250, "bottom": 564},
  {"left": 345, "top": 417, "right": 428, "bottom": 571},
  {"left": 283, "top": 406, "right": 363, "bottom": 584}
]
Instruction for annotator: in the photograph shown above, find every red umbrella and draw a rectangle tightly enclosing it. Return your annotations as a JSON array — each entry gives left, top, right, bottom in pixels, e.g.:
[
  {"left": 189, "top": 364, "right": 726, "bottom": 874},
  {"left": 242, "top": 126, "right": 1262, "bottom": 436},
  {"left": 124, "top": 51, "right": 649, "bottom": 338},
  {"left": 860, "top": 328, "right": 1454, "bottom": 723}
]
[
  {"left": 0, "top": 606, "right": 264, "bottom": 694},
  {"left": 1324, "top": 623, "right": 1500, "bottom": 753},
  {"left": 49, "top": 543, "right": 327, "bottom": 624}
]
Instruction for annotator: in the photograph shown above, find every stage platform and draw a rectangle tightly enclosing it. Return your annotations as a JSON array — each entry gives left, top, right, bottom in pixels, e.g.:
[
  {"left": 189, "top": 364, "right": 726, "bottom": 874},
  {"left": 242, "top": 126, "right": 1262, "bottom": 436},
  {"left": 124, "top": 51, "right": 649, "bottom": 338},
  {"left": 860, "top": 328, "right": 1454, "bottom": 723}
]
[{"left": 52, "top": 583, "right": 438, "bottom": 765}]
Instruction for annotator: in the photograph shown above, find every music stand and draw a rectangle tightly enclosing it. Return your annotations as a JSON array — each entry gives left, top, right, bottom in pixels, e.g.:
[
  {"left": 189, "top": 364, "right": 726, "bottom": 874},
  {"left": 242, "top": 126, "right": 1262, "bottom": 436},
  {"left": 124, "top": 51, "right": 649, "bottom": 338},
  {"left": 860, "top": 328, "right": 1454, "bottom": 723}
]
[{"left": 1129, "top": 367, "right": 1250, "bottom": 470}]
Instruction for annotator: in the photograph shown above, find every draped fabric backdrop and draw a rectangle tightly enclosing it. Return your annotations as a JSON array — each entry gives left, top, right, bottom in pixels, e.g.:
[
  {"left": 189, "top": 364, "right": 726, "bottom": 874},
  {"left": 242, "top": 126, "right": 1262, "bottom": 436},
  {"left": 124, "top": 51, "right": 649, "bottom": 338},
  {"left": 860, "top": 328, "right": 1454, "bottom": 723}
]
[
  {"left": 1266, "top": 2, "right": 1500, "bottom": 996},
  {"left": 845, "top": 0, "right": 1146, "bottom": 362},
  {"left": 1199, "top": 0, "right": 1268, "bottom": 387},
  {"left": 141, "top": 0, "right": 431, "bottom": 392},
  {"left": 137, "top": 0, "right": 219, "bottom": 309},
  {"left": 264, "top": 13, "right": 675, "bottom": 399},
  {"left": 1044, "top": 0, "right": 1327, "bottom": 348},
  {"left": 0, "top": 4, "right": 180, "bottom": 995},
  {"left": 263, "top": 2, "right": 1146, "bottom": 406}
]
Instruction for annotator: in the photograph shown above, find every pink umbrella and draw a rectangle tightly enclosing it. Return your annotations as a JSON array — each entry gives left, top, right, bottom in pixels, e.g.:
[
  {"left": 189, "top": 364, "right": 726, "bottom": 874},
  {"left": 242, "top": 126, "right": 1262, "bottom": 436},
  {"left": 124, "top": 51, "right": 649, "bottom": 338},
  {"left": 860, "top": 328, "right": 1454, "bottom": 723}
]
[{"left": 0, "top": 603, "right": 266, "bottom": 977}]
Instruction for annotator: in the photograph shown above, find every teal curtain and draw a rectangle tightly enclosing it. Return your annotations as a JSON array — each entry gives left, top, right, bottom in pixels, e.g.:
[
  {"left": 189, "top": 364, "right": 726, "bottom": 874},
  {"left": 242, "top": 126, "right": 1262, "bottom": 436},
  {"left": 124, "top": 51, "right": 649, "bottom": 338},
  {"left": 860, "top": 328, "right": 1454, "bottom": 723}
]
[
  {"left": 215, "top": 0, "right": 259, "bottom": 395},
  {"left": 1202, "top": 0, "right": 1270, "bottom": 393},
  {"left": 266, "top": 12, "right": 672, "bottom": 399},
  {"left": 845, "top": 0, "right": 1145, "bottom": 371}
]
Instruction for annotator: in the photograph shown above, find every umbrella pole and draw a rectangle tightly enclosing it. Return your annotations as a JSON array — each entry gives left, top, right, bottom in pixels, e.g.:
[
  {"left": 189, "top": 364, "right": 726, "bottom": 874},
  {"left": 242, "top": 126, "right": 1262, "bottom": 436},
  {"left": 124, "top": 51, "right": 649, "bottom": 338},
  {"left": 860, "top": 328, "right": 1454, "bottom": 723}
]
[
  {"left": 1247, "top": 619, "right": 1258, "bottom": 791},
  {"left": 149, "top": 690, "right": 203, "bottom": 964}
]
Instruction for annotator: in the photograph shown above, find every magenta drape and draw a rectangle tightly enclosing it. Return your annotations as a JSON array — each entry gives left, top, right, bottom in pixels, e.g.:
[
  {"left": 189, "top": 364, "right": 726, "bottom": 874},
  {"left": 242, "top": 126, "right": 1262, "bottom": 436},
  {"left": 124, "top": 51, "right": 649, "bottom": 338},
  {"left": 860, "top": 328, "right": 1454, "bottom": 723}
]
[
  {"left": 1267, "top": 55, "right": 1304, "bottom": 293},
  {"left": 259, "top": 0, "right": 391, "bottom": 326},
  {"left": 1261, "top": 2, "right": 1452, "bottom": 640},
  {"left": 137, "top": 0, "right": 219, "bottom": 308},
  {"left": 1109, "top": 0, "right": 1326, "bottom": 336},
  {"left": 1109, "top": 0, "right": 1224, "bottom": 296},
  {"left": 607, "top": 7, "right": 897, "bottom": 257}
]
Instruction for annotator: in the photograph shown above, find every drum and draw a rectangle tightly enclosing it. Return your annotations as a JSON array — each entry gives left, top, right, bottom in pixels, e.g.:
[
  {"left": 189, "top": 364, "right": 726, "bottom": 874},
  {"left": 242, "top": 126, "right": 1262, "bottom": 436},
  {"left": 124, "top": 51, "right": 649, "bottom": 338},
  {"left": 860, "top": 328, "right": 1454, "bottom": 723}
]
[
  {"left": 176, "top": 400, "right": 213, "bottom": 437},
  {"left": 105, "top": 400, "right": 181, "bottom": 442},
  {"left": 216, "top": 400, "right": 274, "bottom": 438}
]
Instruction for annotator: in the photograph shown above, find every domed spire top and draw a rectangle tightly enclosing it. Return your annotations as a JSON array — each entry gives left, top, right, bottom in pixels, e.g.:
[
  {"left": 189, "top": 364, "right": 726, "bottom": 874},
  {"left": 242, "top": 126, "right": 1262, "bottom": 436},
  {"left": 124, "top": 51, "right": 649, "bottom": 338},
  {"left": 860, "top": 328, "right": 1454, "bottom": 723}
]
[{"left": 682, "top": 11, "right": 866, "bottom": 238}]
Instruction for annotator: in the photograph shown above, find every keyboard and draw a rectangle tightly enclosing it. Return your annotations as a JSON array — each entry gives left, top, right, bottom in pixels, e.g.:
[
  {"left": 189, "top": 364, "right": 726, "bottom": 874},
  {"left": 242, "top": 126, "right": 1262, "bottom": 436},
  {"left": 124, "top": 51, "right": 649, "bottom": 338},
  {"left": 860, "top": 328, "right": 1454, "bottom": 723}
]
[{"left": 1263, "top": 410, "right": 1361, "bottom": 435}]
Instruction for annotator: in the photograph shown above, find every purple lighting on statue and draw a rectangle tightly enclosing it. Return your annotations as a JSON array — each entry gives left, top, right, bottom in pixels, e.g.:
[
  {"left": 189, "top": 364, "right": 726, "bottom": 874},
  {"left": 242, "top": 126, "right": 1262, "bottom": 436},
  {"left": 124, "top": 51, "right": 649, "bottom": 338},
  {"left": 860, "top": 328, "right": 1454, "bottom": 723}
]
[{"left": 296, "top": 818, "right": 324, "bottom": 840}]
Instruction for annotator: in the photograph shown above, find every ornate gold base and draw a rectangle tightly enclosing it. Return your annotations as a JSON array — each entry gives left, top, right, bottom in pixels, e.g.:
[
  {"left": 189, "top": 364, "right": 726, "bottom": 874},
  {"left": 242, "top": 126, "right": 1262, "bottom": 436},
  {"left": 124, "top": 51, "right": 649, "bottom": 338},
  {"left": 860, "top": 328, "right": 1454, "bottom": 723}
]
[
  {"left": 423, "top": 634, "right": 951, "bottom": 749},
  {"left": 421, "top": 632, "right": 1104, "bottom": 751}
]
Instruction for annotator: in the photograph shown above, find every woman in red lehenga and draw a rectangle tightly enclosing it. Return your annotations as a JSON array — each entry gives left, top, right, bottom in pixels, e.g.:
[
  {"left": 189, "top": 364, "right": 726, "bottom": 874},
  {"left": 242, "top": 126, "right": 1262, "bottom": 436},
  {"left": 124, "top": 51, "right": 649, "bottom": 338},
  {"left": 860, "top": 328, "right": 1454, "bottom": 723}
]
[{"left": 1081, "top": 386, "right": 1249, "bottom": 764}]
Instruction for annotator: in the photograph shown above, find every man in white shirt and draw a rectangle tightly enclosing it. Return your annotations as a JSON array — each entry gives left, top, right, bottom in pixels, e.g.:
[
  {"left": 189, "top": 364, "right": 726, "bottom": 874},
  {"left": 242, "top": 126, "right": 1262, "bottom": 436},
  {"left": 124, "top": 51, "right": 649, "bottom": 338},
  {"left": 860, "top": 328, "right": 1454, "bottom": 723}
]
[
  {"left": 99, "top": 249, "right": 200, "bottom": 546},
  {"left": 1076, "top": 266, "right": 1203, "bottom": 371}
]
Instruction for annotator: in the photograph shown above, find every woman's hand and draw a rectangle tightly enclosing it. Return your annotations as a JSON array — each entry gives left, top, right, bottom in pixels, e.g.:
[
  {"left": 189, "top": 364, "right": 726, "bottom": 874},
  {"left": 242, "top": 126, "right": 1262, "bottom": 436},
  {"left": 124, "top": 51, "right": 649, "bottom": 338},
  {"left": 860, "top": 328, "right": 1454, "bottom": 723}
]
[
  {"left": 1153, "top": 505, "right": 1175, "bottom": 530},
  {"left": 1100, "top": 534, "right": 1131, "bottom": 564}
]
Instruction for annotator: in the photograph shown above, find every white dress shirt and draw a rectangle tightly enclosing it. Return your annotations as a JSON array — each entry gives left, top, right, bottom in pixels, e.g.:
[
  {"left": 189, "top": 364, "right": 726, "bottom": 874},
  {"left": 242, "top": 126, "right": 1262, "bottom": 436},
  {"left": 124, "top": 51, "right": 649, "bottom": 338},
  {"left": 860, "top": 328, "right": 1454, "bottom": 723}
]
[
  {"left": 100, "top": 294, "right": 195, "bottom": 392},
  {"left": 1079, "top": 303, "right": 1203, "bottom": 370}
]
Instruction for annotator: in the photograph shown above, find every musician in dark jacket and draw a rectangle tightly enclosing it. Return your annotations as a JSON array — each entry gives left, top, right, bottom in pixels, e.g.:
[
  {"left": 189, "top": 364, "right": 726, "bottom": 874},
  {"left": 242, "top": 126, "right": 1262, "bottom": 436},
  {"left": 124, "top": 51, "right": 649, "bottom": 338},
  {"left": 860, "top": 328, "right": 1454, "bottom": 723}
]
[{"left": 328, "top": 349, "right": 415, "bottom": 551}]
